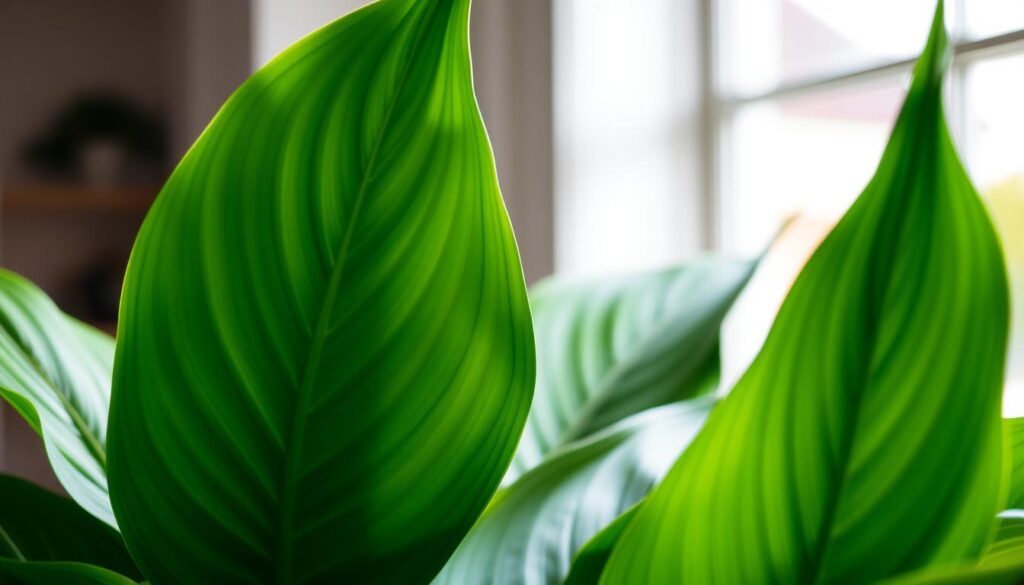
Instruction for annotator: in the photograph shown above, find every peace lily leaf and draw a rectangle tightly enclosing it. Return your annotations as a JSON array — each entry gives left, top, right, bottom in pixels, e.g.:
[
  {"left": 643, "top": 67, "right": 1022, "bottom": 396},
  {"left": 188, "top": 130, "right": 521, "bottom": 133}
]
[
  {"left": 508, "top": 257, "right": 754, "bottom": 482},
  {"left": 435, "top": 399, "right": 711, "bottom": 585},
  {"left": 0, "top": 561, "right": 139, "bottom": 585},
  {"left": 562, "top": 506, "right": 639, "bottom": 585},
  {"left": 0, "top": 474, "right": 139, "bottom": 579},
  {"left": 882, "top": 560, "right": 1024, "bottom": 585},
  {"left": 601, "top": 5, "right": 1010, "bottom": 583},
  {"left": 107, "top": 0, "right": 534, "bottom": 582},
  {"left": 0, "top": 270, "right": 115, "bottom": 526},
  {"left": 883, "top": 514, "right": 1024, "bottom": 585},
  {"left": 982, "top": 512, "right": 1024, "bottom": 567},
  {"left": 1007, "top": 418, "right": 1024, "bottom": 508}
]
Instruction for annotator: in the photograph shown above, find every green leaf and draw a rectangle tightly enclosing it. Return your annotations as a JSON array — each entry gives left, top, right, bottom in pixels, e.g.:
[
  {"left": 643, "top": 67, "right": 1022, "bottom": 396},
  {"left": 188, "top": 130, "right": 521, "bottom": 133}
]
[
  {"left": 983, "top": 513, "right": 1024, "bottom": 567},
  {"left": 508, "top": 257, "right": 754, "bottom": 481},
  {"left": 107, "top": 0, "right": 534, "bottom": 583},
  {"left": 1006, "top": 418, "right": 1024, "bottom": 508},
  {"left": 435, "top": 399, "right": 712, "bottom": 585},
  {"left": 0, "top": 561, "right": 139, "bottom": 585},
  {"left": 0, "top": 474, "right": 139, "bottom": 579},
  {"left": 600, "top": 5, "right": 1010, "bottom": 583},
  {"left": 881, "top": 514, "right": 1024, "bottom": 584},
  {"left": 0, "top": 270, "right": 115, "bottom": 526},
  {"left": 563, "top": 505, "right": 639, "bottom": 585}
]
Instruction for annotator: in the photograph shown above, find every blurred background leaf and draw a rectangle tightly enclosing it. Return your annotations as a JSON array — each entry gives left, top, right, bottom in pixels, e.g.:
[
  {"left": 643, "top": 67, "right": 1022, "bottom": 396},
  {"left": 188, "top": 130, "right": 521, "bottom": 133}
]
[
  {"left": 508, "top": 256, "right": 754, "bottom": 482},
  {"left": 437, "top": 398, "right": 711, "bottom": 585}
]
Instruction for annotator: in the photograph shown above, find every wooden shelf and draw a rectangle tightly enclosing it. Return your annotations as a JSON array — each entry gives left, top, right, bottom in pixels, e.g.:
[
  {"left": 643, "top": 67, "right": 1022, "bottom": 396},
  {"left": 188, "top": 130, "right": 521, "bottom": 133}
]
[{"left": 1, "top": 184, "right": 158, "bottom": 215}]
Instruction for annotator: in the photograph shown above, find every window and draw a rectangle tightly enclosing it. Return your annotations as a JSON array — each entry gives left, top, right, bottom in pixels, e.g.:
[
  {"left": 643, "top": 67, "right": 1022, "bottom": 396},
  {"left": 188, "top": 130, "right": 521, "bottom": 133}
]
[{"left": 714, "top": 0, "right": 1024, "bottom": 412}]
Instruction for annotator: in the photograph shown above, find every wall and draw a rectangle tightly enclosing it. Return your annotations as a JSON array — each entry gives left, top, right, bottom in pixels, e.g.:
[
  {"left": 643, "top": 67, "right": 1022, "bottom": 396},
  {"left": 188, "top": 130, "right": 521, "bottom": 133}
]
[{"left": 0, "top": 0, "right": 252, "bottom": 490}]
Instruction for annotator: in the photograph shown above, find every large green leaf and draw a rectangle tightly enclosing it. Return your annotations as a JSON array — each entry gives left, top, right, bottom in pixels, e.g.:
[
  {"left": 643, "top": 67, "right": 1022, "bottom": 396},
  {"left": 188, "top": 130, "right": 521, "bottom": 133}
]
[
  {"left": 600, "top": 5, "right": 1010, "bottom": 583},
  {"left": 435, "top": 398, "right": 712, "bottom": 585},
  {"left": 1006, "top": 418, "right": 1024, "bottom": 508},
  {"left": 0, "top": 561, "right": 139, "bottom": 585},
  {"left": 0, "top": 474, "right": 138, "bottom": 579},
  {"left": 0, "top": 270, "right": 115, "bottom": 526},
  {"left": 107, "top": 0, "right": 534, "bottom": 583},
  {"left": 508, "top": 257, "right": 753, "bottom": 482}
]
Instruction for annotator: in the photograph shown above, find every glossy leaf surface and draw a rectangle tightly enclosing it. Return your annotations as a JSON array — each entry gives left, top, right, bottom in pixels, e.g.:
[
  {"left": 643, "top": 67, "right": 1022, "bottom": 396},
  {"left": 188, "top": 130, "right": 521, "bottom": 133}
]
[
  {"left": 601, "top": 6, "right": 1010, "bottom": 583},
  {"left": 0, "top": 474, "right": 138, "bottom": 578},
  {"left": 107, "top": 0, "right": 534, "bottom": 583},
  {"left": 0, "top": 270, "right": 115, "bottom": 526},
  {"left": 0, "top": 561, "right": 138, "bottom": 585},
  {"left": 436, "top": 399, "right": 711, "bottom": 585},
  {"left": 508, "top": 258, "right": 753, "bottom": 481}
]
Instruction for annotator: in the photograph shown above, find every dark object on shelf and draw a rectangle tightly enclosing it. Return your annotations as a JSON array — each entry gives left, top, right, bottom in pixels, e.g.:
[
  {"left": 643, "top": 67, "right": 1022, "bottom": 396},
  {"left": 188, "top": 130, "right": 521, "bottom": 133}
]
[
  {"left": 79, "top": 255, "right": 125, "bottom": 324},
  {"left": 22, "top": 92, "right": 167, "bottom": 183}
]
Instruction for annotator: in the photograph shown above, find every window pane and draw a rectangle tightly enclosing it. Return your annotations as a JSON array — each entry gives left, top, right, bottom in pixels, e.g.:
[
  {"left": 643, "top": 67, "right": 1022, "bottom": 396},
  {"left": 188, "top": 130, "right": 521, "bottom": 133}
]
[
  {"left": 720, "top": 77, "right": 905, "bottom": 256},
  {"left": 554, "top": 0, "right": 702, "bottom": 276},
  {"left": 966, "top": 52, "right": 1024, "bottom": 414},
  {"left": 963, "top": 0, "right": 1024, "bottom": 39},
  {"left": 719, "top": 0, "right": 935, "bottom": 97}
]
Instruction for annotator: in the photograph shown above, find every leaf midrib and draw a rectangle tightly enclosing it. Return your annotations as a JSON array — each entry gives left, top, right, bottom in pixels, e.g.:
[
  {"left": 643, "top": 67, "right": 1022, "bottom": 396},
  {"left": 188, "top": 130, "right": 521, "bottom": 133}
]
[{"left": 273, "top": 2, "right": 449, "bottom": 582}]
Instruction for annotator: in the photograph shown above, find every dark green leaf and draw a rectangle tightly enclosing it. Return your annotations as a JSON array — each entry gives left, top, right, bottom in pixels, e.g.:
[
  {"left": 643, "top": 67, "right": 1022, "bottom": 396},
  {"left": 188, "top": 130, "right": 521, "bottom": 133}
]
[
  {"left": 107, "top": 0, "right": 534, "bottom": 583},
  {"left": 508, "top": 257, "right": 753, "bottom": 481},
  {"left": 0, "top": 474, "right": 138, "bottom": 579},
  {"left": 435, "top": 399, "right": 711, "bottom": 585},
  {"left": 1006, "top": 418, "right": 1024, "bottom": 508},
  {"left": 0, "top": 270, "right": 115, "bottom": 526},
  {"left": 562, "top": 505, "right": 639, "bottom": 585},
  {"left": 0, "top": 561, "right": 138, "bottom": 585},
  {"left": 600, "top": 5, "right": 1010, "bottom": 582}
]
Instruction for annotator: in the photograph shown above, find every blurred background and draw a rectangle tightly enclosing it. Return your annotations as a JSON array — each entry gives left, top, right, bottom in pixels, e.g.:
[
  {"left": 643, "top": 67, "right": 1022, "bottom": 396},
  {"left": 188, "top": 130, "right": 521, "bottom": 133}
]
[{"left": 0, "top": 0, "right": 1021, "bottom": 487}]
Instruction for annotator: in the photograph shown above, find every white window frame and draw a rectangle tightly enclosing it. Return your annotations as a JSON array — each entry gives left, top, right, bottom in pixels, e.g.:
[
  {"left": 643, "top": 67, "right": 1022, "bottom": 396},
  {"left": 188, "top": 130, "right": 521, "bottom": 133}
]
[{"left": 703, "top": 0, "right": 1024, "bottom": 251}]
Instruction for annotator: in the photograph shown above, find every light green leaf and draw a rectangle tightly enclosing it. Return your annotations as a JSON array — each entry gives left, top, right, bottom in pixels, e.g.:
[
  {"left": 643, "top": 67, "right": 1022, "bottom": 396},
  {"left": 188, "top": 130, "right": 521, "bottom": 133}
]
[
  {"left": 1006, "top": 418, "right": 1024, "bottom": 508},
  {"left": 563, "top": 505, "right": 639, "bottom": 585},
  {"left": 0, "top": 474, "right": 139, "bottom": 579},
  {"left": 107, "top": 0, "right": 534, "bottom": 583},
  {"left": 600, "top": 5, "right": 1010, "bottom": 583},
  {"left": 508, "top": 257, "right": 754, "bottom": 482},
  {"left": 435, "top": 399, "right": 711, "bottom": 585},
  {"left": 0, "top": 270, "right": 115, "bottom": 526}
]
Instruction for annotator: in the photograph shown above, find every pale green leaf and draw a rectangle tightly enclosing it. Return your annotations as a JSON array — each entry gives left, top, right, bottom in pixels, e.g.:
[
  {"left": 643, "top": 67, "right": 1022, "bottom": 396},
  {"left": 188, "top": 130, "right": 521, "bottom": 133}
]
[
  {"left": 600, "top": 5, "right": 1010, "bottom": 582},
  {"left": 436, "top": 399, "right": 711, "bottom": 585},
  {"left": 0, "top": 270, "right": 115, "bottom": 526},
  {"left": 107, "top": 0, "right": 534, "bottom": 583},
  {"left": 509, "top": 257, "right": 753, "bottom": 482}
]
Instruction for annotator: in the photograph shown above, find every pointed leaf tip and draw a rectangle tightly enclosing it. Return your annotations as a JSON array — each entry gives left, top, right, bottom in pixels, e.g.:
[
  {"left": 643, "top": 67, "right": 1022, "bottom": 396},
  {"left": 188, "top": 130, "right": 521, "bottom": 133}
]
[{"left": 912, "top": 0, "right": 952, "bottom": 91}]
